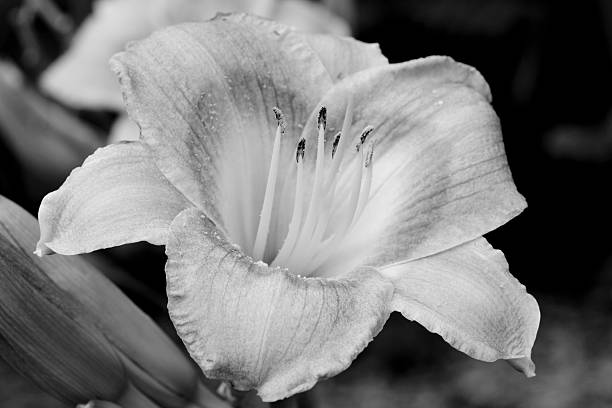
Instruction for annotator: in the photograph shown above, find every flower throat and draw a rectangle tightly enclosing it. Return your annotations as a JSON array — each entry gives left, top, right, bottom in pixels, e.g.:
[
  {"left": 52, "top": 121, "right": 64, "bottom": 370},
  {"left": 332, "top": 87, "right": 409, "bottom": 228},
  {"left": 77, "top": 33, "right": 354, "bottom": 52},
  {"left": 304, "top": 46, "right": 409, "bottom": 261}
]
[{"left": 245, "top": 102, "right": 376, "bottom": 277}]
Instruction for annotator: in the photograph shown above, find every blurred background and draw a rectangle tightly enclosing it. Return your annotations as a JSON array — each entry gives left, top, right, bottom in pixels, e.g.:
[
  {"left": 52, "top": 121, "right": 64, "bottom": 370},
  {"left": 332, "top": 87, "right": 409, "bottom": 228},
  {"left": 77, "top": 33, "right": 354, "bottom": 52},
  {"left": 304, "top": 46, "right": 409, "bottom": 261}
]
[{"left": 1, "top": 0, "right": 611, "bottom": 407}]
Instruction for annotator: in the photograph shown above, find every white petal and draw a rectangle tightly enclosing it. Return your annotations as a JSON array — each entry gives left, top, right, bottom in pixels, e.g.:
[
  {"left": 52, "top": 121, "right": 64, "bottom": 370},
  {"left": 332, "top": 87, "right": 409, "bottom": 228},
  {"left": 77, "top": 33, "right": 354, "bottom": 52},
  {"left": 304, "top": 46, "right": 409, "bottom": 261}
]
[
  {"left": 165, "top": 208, "right": 393, "bottom": 401},
  {"left": 381, "top": 238, "right": 540, "bottom": 373},
  {"left": 40, "top": 0, "right": 162, "bottom": 109},
  {"left": 299, "top": 56, "right": 526, "bottom": 274},
  {"left": 275, "top": 0, "right": 350, "bottom": 36},
  {"left": 108, "top": 114, "right": 140, "bottom": 143},
  {"left": 303, "top": 33, "right": 388, "bottom": 81},
  {"left": 37, "top": 141, "right": 191, "bottom": 255}
]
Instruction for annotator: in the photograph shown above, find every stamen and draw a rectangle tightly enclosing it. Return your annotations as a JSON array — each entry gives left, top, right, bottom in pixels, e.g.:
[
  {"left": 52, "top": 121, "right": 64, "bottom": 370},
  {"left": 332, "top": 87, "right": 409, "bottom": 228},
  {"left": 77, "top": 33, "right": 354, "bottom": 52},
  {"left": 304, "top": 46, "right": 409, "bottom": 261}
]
[
  {"left": 252, "top": 107, "right": 285, "bottom": 260},
  {"left": 304, "top": 150, "right": 365, "bottom": 274},
  {"left": 271, "top": 138, "right": 306, "bottom": 266},
  {"left": 328, "top": 98, "right": 354, "bottom": 179},
  {"left": 282, "top": 107, "right": 327, "bottom": 269},
  {"left": 296, "top": 138, "right": 305, "bottom": 163},
  {"left": 265, "top": 101, "right": 377, "bottom": 277},
  {"left": 352, "top": 141, "right": 376, "bottom": 225},
  {"left": 338, "top": 147, "right": 365, "bottom": 234},
  {"left": 318, "top": 106, "right": 327, "bottom": 130},
  {"left": 360, "top": 126, "right": 373, "bottom": 145},
  {"left": 331, "top": 132, "right": 341, "bottom": 158},
  {"left": 355, "top": 126, "right": 373, "bottom": 152}
]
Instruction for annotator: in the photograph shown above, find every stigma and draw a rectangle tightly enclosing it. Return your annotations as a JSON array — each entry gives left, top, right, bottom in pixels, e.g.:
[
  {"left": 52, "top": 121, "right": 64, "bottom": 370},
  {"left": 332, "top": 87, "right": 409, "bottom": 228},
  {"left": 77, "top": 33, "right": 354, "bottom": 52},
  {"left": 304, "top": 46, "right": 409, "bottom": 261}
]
[{"left": 250, "top": 101, "right": 377, "bottom": 277}]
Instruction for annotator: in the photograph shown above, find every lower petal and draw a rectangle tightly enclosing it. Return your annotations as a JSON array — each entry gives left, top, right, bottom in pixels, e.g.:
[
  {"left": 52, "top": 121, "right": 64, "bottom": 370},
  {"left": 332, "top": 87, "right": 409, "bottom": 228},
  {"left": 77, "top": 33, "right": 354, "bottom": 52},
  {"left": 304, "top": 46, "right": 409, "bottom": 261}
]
[
  {"left": 37, "top": 141, "right": 191, "bottom": 255},
  {"left": 380, "top": 238, "right": 540, "bottom": 375},
  {"left": 165, "top": 208, "right": 393, "bottom": 401}
]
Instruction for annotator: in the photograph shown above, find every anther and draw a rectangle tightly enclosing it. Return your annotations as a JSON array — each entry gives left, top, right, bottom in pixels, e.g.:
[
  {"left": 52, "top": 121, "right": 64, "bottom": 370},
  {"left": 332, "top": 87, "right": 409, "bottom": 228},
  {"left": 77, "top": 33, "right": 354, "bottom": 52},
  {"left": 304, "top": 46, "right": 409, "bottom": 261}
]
[
  {"left": 355, "top": 126, "right": 374, "bottom": 152},
  {"left": 272, "top": 107, "right": 286, "bottom": 133},
  {"left": 317, "top": 106, "right": 327, "bottom": 130},
  {"left": 360, "top": 126, "right": 374, "bottom": 145},
  {"left": 331, "top": 132, "right": 341, "bottom": 158},
  {"left": 296, "top": 138, "right": 306, "bottom": 163}
]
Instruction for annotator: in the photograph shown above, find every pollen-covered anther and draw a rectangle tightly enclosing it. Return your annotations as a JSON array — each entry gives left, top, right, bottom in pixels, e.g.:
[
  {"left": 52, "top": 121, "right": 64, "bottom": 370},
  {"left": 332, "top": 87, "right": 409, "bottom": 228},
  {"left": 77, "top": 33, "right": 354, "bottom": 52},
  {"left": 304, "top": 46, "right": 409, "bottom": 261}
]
[
  {"left": 355, "top": 126, "right": 374, "bottom": 152},
  {"left": 331, "top": 132, "right": 341, "bottom": 158},
  {"left": 296, "top": 138, "right": 306, "bottom": 163},
  {"left": 317, "top": 106, "right": 327, "bottom": 130},
  {"left": 273, "top": 106, "right": 286, "bottom": 134}
]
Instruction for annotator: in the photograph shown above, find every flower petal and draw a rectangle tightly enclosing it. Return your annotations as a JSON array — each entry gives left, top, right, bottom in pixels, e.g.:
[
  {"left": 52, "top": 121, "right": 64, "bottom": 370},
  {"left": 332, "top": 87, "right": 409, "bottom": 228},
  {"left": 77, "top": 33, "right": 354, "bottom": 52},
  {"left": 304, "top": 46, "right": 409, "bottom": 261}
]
[
  {"left": 41, "top": 0, "right": 351, "bottom": 111},
  {"left": 109, "top": 14, "right": 334, "bottom": 237},
  {"left": 37, "top": 141, "right": 191, "bottom": 255},
  {"left": 165, "top": 208, "right": 393, "bottom": 401},
  {"left": 275, "top": 0, "right": 350, "bottom": 36},
  {"left": 302, "top": 33, "right": 388, "bottom": 82},
  {"left": 108, "top": 114, "right": 141, "bottom": 143},
  {"left": 300, "top": 56, "right": 526, "bottom": 273},
  {"left": 40, "top": 0, "right": 160, "bottom": 110},
  {"left": 380, "top": 238, "right": 540, "bottom": 373}
]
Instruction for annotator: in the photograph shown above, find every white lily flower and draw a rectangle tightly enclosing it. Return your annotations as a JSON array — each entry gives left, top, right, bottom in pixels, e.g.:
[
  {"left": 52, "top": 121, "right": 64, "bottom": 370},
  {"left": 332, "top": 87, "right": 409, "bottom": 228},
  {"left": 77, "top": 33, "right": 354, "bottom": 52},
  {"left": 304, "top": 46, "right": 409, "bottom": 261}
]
[{"left": 37, "top": 14, "right": 540, "bottom": 402}]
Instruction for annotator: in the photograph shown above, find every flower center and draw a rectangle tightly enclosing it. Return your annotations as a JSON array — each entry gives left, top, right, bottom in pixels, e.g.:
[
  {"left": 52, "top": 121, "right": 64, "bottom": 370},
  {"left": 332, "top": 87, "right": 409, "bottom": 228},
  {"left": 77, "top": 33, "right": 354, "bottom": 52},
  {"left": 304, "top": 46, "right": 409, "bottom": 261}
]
[{"left": 246, "top": 101, "right": 377, "bottom": 277}]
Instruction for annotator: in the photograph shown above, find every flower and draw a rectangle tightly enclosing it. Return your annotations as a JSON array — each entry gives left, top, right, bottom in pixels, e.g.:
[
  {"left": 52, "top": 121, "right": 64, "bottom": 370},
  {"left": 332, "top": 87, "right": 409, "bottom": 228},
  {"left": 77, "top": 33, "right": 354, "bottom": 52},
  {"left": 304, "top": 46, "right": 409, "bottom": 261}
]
[
  {"left": 39, "top": 0, "right": 349, "bottom": 143},
  {"left": 0, "top": 196, "right": 229, "bottom": 408},
  {"left": 36, "top": 14, "right": 540, "bottom": 402}
]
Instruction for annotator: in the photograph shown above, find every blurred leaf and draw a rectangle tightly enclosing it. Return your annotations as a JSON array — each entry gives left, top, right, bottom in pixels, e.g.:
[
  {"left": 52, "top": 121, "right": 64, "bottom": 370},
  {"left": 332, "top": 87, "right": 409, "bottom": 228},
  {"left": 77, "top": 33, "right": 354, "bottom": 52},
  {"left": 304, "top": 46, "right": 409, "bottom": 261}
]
[
  {"left": 0, "top": 60, "right": 102, "bottom": 199},
  {"left": 0, "top": 196, "right": 230, "bottom": 408},
  {"left": 0, "top": 358, "right": 69, "bottom": 408}
]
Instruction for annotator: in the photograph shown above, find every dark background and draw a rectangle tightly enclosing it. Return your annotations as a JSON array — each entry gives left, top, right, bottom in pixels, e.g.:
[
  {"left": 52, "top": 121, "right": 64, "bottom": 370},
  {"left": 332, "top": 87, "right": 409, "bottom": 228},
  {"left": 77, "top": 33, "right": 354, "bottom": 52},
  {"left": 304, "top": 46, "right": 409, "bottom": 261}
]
[{"left": 1, "top": 0, "right": 611, "bottom": 407}]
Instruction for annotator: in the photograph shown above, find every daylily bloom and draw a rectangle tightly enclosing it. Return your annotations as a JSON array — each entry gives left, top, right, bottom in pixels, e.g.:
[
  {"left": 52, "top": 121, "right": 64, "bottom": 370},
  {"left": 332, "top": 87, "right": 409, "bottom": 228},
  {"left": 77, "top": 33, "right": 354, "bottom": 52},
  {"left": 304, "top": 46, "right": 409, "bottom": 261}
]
[
  {"left": 37, "top": 14, "right": 540, "bottom": 402},
  {"left": 0, "top": 196, "right": 230, "bottom": 408},
  {"left": 39, "top": 0, "right": 349, "bottom": 143}
]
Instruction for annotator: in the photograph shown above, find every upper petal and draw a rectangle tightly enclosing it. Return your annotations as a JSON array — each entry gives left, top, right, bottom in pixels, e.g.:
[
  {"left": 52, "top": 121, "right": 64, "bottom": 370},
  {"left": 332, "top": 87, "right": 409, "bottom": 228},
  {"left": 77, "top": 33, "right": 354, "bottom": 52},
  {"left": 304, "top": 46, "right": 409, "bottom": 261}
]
[
  {"left": 111, "top": 14, "right": 330, "bottom": 228},
  {"left": 274, "top": 0, "right": 350, "bottom": 36},
  {"left": 380, "top": 237, "right": 540, "bottom": 374},
  {"left": 40, "top": 0, "right": 351, "bottom": 111},
  {"left": 165, "top": 208, "right": 393, "bottom": 401},
  {"left": 299, "top": 56, "right": 526, "bottom": 273},
  {"left": 110, "top": 14, "right": 384, "bottom": 246},
  {"left": 302, "top": 33, "right": 388, "bottom": 82},
  {"left": 37, "top": 141, "right": 191, "bottom": 255},
  {"left": 40, "top": 0, "right": 162, "bottom": 110}
]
